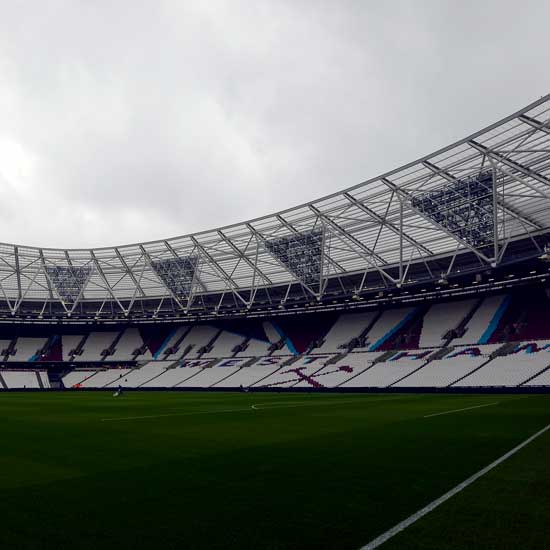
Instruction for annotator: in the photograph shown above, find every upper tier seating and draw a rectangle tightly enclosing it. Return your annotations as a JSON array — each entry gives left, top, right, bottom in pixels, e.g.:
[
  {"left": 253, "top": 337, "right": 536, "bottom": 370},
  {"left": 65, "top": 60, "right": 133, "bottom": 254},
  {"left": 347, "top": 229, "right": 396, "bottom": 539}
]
[
  {"left": 451, "top": 295, "right": 508, "bottom": 345},
  {"left": 0, "top": 339, "right": 12, "bottom": 360},
  {"left": 270, "top": 348, "right": 295, "bottom": 358},
  {"left": 109, "top": 328, "right": 151, "bottom": 361},
  {"left": 201, "top": 331, "right": 246, "bottom": 359},
  {"left": 153, "top": 326, "right": 188, "bottom": 359},
  {"left": 62, "top": 335, "right": 84, "bottom": 361},
  {"left": 180, "top": 326, "right": 220, "bottom": 359},
  {"left": 77, "top": 332, "right": 119, "bottom": 362},
  {"left": 355, "top": 307, "right": 415, "bottom": 351},
  {"left": 418, "top": 300, "right": 476, "bottom": 348},
  {"left": 8, "top": 338, "right": 48, "bottom": 362},
  {"left": 234, "top": 337, "right": 272, "bottom": 358},
  {"left": 315, "top": 312, "right": 377, "bottom": 353},
  {"left": 261, "top": 321, "right": 295, "bottom": 357}
]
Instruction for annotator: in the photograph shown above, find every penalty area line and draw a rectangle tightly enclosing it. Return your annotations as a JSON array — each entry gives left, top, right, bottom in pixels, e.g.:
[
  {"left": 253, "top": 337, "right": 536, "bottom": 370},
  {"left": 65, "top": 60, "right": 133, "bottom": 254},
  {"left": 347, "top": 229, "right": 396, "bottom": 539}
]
[
  {"left": 424, "top": 401, "right": 499, "bottom": 418},
  {"left": 359, "top": 421, "right": 550, "bottom": 550}
]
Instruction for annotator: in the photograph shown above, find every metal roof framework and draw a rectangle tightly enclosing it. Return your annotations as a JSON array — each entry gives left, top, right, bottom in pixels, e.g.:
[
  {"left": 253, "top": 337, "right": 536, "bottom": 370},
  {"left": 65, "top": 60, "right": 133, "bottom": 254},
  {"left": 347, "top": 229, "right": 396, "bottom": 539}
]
[{"left": 2, "top": 94, "right": 550, "bottom": 321}]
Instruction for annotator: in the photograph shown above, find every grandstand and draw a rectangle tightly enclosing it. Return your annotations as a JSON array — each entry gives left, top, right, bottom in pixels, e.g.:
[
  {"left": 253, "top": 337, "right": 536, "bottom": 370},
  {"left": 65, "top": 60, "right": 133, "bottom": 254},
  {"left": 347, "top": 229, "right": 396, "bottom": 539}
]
[{"left": 0, "top": 288, "right": 549, "bottom": 391}]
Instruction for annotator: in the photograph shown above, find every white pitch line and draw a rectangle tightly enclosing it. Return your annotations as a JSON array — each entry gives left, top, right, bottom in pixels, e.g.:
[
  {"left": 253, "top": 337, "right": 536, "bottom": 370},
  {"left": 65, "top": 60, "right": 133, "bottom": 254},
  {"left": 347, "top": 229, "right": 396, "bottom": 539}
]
[
  {"left": 101, "top": 407, "right": 251, "bottom": 422},
  {"left": 250, "top": 394, "right": 427, "bottom": 411},
  {"left": 102, "top": 394, "right": 423, "bottom": 421},
  {"left": 251, "top": 398, "right": 368, "bottom": 410},
  {"left": 423, "top": 401, "right": 499, "bottom": 418},
  {"left": 359, "top": 421, "right": 550, "bottom": 550}
]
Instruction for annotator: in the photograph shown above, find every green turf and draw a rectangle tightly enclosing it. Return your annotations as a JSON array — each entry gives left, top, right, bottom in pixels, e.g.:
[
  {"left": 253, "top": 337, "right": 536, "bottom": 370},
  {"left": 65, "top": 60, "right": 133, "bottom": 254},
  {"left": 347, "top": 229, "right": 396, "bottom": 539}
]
[{"left": 0, "top": 391, "right": 548, "bottom": 550}]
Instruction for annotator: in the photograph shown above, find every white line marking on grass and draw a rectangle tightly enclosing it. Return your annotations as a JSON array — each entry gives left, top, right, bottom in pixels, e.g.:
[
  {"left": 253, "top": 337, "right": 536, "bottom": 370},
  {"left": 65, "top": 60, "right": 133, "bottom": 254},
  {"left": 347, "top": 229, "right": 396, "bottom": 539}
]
[
  {"left": 102, "top": 395, "right": 424, "bottom": 422},
  {"left": 359, "top": 421, "right": 550, "bottom": 549},
  {"left": 250, "top": 395, "right": 426, "bottom": 411},
  {"left": 101, "top": 408, "right": 251, "bottom": 422},
  {"left": 423, "top": 402, "right": 499, "bottom": 418},
  {"left": 251, "top": 398, "right": 363, "bottom": 410}
]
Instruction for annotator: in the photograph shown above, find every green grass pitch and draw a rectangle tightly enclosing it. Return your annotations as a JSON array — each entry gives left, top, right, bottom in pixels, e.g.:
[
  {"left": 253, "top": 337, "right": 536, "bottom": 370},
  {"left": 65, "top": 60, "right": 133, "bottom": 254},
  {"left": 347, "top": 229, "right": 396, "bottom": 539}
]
[{"left": 0, "top": 391, "right": 549, "bottom": 549}]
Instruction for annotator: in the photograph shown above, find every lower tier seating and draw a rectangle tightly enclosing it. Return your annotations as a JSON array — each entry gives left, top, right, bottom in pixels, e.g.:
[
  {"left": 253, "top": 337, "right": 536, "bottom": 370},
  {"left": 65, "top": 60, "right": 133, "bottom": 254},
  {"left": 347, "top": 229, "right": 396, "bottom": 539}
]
[
  {"left": 105, "top": 362, "right": 174, "bottom": 388},
  {"left": 62, "top": 370, "right": 98, "bottom": 388},
  {"left": 214, "top": 359, "right": 286, "bottom": 388},
  {"left": 5, "top": 339, "right": 550, "bottom": 391},
  {"left": 2, "top": 370, "right": 42, "bottom": 388},
  {"left": 341, "top": 351, "right": 434, "bottom": 388},
  {"left": 79, "top": 368, "right": 133, "bottom": 388},
  {"left": 394, "top": 345, "right": 499, "bottom": 388},
  {"left": 179, "top": 359, "right": 249, "bottom": 388},
  {"left": 524, "top": 366, "right": 550, "bottom": 386},
  {"left": 451, "top": 341, "right": 550, "bottom": 388}
]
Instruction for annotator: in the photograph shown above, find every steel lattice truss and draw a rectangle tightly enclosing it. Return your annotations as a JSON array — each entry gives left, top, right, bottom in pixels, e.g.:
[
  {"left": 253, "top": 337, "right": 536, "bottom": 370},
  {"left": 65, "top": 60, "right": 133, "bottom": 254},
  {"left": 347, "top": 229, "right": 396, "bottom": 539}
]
[
  {"left": 411, "top": 171, "right": 495, "bottom": 249},
  {"left": 44, "top": 265, "right": 93, "bottom": 311},
  {"left": 2, "top": 94, "right": 550, "bottom": 320},
  {"left": 265, "top": 230, "right": 324, "bottom": 296},
  {"left": 150, "top": 256, "right": 199, "bottom": 307}
]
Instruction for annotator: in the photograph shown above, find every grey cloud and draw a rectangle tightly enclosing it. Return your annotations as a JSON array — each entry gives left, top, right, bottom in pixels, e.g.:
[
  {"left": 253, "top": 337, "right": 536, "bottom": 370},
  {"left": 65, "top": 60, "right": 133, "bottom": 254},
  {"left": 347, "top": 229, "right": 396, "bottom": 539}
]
[{"left": 0, "top": 0, "right": 549, "bottom": 248}]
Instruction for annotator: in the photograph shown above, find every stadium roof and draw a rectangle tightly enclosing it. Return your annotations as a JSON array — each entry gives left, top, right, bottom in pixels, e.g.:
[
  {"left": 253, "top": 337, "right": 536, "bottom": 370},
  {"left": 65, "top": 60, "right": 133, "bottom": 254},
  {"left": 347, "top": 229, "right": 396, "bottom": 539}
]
[{"left": 3, "top": 94, "right": 550, "bottom": 321}]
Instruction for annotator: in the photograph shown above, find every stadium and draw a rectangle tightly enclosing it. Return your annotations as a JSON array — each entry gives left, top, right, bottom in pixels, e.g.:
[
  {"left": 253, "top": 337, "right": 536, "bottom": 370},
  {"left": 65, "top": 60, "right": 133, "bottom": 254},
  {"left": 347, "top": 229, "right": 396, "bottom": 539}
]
[
  {"left": 1, "top": 92, "right": 550, "bottom": 549},
  {"left": 2, "top": 94, "right": 550, "bottom": 391}
]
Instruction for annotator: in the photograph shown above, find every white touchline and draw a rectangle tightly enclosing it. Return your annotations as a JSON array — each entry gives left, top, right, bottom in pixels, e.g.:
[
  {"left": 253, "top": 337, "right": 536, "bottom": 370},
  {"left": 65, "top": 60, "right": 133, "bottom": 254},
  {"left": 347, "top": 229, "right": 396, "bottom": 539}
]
[
  {"left": 359, "top": 421, "right": 550, "bottom": 550},
  {"left": 423, "top": 401, "right": 499, "bottom": 418}
]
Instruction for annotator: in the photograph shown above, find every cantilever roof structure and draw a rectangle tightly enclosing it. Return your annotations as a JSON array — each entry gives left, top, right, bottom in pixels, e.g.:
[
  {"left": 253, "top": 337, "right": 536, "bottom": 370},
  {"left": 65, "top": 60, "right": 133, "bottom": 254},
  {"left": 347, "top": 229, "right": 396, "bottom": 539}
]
[{"left": 2, "top": 94, "right": 550, "bottom": 321}]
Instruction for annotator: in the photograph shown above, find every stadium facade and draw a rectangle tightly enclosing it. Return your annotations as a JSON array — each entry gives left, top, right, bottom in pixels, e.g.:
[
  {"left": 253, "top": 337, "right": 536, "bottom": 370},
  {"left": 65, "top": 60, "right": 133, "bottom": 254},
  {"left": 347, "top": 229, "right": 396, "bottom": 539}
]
[{"left": 1, "top": 95, "right": 550, "bottom": 392}]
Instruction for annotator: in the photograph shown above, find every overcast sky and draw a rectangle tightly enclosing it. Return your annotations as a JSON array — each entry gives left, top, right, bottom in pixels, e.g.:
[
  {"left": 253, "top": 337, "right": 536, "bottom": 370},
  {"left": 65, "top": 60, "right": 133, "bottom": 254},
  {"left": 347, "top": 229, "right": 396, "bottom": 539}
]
[{"left": 0, "top": 0, "right": 549, "bottom": 249}]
